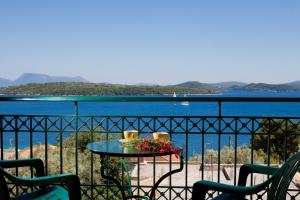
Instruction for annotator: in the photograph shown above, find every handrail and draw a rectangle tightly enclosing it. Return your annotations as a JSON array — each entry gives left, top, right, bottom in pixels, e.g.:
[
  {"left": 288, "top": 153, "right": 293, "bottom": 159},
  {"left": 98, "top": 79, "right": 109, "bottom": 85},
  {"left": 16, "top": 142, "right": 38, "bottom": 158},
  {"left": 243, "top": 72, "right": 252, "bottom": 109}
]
[{"left": 0, "top": 96, "right": 300, "bottom": 102}]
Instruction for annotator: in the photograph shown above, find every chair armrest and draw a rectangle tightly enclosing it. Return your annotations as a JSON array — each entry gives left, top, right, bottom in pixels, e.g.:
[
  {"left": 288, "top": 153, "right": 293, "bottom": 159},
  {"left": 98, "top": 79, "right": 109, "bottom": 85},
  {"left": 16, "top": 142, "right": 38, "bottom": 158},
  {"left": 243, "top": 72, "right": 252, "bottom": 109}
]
[
  {"left": 242, "top": 164, "right": 279, "bottom": 175},
  {"left": 0, "top": 168, "right": 81, "bottom": 200},
  {"left": 0, "top": 158, "right": 45, "bottom": 177},
  {"left": 126, "top": 195, "right": 150, "bottom": 199},
  {"left": 192, "top": 179, "right": 271, "bottom": 200},
  {"left": 238, "top": 164, "right": 279, "bottom": 186}
]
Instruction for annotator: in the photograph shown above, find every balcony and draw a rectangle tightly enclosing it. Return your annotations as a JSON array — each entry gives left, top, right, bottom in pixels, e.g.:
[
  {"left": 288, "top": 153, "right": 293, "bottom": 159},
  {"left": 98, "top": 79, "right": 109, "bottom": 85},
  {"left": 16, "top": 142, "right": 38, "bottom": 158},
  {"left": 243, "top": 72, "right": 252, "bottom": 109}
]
[{"left": 0, "top": 96, "right": 300, "bottom": 199}]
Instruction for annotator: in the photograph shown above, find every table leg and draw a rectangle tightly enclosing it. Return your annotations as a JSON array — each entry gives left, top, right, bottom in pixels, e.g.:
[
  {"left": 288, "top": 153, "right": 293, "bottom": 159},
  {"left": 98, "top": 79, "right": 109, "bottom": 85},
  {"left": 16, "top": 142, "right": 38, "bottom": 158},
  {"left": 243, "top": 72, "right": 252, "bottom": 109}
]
[
  {"left": 100, "top": 155, "right": 126, "bottom": 200},
  {"left": 149, "top": 155, "right": 184, "bottom": 200}
]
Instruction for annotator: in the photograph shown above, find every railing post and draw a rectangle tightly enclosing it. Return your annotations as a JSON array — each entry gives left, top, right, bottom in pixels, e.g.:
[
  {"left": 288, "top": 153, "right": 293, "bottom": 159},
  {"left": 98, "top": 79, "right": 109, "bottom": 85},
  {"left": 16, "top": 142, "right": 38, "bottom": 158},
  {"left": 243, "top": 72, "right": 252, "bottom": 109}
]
[
  {"left": 60, "top": 116, "right": 63, "bottom": 174},
  {"left": 14, "top": 115, "right": 19, "bottom": 196},
  {"left": 0, "top": 115, "right": 3, "bottom": 160},
  {"left": 90, "top": 116, "right": 94, "bottom": 200},
  {"left": 74, "top": 101, "right": 79, "bottom": 117},
  {"left": 217, "top": 100, "right": 222, "bottom": 185},
  {"left": 74, "top": 101, "right": 79, "bottom": 176},
  {"left": 44, "top": 116, "right": 48, "bottom": 175},
  {"left": 234, "top": 117, "right": 238, "bottom": 186}
]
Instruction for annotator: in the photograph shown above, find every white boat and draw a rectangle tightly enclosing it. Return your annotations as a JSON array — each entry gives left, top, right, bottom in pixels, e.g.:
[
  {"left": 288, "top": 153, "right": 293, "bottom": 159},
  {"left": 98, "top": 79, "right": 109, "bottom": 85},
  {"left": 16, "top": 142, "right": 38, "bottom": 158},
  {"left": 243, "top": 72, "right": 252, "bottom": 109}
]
[
  {"left": 173, "top": 92, "right": 177, "bottom": 97},
  {"left": 181, "top": 101, "right": 189, "bottom": 106},
  {"left": 181, "top": 94, "right": 189, "bottom": 106}
]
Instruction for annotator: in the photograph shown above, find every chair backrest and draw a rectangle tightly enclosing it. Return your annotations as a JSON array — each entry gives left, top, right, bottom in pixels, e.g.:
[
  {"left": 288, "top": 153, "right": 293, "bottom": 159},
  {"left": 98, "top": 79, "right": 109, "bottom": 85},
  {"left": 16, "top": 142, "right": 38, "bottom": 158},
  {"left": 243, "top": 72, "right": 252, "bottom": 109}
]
[
  {"left": 120, "top": 159, "right": 133, "bottom": 197},
  {"left": 0, "top": 169, "right": 9, "bottom": 200},
  {"left": 268, "top": 151, "right": 300, "bottom": 200}
]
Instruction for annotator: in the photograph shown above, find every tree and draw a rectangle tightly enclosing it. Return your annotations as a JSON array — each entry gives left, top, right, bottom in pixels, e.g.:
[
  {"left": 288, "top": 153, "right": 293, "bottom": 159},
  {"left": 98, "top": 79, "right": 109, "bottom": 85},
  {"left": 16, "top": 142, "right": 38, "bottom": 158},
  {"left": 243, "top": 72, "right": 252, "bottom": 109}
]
[
  {"left": 253, "top": 119, "right": 300, "bottom": 163},
  {"left": 32, "top": 131, "right": 125, "bottom": 200}
]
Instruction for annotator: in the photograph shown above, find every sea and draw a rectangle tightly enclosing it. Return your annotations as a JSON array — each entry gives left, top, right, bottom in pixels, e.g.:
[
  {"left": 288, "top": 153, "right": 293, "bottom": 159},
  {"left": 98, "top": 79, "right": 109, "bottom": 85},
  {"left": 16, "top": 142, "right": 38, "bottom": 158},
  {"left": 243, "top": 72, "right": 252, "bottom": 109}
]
[{"left": 0, "top": 91, "right": 300, "bottom": 158}]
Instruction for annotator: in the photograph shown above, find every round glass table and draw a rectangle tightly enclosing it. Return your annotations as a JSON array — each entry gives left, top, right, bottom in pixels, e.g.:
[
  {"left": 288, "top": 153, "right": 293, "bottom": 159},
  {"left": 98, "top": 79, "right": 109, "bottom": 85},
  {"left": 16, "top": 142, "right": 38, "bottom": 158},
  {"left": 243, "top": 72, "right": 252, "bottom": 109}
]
[{"left": 87, "top": 139, "right": 184, "bottom": 200}]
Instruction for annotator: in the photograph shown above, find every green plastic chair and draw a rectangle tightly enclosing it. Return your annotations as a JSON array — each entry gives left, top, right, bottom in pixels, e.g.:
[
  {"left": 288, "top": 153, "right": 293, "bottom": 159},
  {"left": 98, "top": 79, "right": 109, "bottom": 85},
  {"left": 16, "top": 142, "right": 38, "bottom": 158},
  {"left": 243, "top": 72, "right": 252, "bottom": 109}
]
[
  {"left": 0, "top": 158, "right": 81, "bottom": 200},
  {"left": 120, "top": 159, "right": 149, "bottom": 200},
  {"left": 192, "top": 151, "right": 300, "bottom": 200}
]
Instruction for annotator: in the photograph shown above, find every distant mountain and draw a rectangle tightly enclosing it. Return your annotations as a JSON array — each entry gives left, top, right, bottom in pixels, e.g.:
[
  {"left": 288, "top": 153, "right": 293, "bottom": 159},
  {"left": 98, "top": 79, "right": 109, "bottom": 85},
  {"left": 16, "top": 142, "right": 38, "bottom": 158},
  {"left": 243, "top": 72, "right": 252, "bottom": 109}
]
[
  {"left": 0, "top": 78, "right": 12, "bottom": 87},
  {"left": 288, "top": 81, "right": 300, "bottom": 89},
  {"left": 14, "top": 73, "right": 88, "bottom": 85},
  {"left": 0, "top": 73, "right": 89, "bottom": 87},
  {"left": 230, "top": 83, "right": 300, "bottom": 92}
]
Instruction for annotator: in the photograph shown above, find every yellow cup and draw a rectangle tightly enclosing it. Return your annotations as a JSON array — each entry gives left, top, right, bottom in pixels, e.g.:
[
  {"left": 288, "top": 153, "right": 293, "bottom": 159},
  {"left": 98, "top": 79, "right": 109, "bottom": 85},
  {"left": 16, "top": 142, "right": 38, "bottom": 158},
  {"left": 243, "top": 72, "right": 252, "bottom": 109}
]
[
  {"left": 153, "top": 132, "right": 170, "bottom": 142},
  {"left": 124, "top": 130, "right": 139, "bottom": 140}
]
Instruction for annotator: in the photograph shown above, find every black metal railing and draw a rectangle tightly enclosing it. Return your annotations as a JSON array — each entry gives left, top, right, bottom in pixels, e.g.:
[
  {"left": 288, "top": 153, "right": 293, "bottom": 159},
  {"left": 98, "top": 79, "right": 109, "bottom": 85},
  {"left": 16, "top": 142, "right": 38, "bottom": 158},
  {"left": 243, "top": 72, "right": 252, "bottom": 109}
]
[{"left": 0, "top": 96, "right": 300, "bottom": 199}]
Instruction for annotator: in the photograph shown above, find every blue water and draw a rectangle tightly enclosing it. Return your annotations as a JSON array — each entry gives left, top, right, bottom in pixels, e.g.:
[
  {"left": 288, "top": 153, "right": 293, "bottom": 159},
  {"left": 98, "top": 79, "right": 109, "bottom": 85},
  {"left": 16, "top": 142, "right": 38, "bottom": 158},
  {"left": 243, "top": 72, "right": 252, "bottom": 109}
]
[
  {"left": 0, "top": 91, "right": 300, "bottom": 158},
  {"left": 1, "top": 92, "right": 300, "bottom": 116}
]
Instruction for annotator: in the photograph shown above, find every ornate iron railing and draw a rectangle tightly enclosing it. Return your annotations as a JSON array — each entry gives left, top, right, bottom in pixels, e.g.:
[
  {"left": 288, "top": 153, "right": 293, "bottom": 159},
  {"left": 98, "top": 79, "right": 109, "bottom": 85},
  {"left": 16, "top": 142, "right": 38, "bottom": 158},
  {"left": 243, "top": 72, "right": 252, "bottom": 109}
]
[{"left": 0, "top": 96, "right": 300, "bottom": 199}]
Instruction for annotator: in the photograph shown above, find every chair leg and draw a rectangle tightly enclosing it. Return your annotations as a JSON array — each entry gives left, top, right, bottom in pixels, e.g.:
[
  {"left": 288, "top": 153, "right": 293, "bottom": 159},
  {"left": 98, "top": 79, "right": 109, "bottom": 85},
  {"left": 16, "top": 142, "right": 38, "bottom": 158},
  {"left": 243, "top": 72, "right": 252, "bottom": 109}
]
[{"left": 192, "top": 182, "right": 207, "bottom": 200}]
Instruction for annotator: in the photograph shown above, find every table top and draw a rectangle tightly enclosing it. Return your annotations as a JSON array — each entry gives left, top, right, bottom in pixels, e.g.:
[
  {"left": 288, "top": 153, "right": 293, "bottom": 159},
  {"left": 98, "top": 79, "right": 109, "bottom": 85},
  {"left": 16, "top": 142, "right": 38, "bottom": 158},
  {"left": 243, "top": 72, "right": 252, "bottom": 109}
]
[{"left": 87, "top": 139, "right": 177, "bottom": 157}]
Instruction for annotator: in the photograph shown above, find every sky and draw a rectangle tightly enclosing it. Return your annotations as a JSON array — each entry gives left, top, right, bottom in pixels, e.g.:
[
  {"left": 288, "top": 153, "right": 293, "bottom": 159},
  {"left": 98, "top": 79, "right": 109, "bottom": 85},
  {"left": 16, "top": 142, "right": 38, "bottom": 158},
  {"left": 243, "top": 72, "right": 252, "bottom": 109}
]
[{"left": 0, "top": 0, "right": 299, "bottom": 85}]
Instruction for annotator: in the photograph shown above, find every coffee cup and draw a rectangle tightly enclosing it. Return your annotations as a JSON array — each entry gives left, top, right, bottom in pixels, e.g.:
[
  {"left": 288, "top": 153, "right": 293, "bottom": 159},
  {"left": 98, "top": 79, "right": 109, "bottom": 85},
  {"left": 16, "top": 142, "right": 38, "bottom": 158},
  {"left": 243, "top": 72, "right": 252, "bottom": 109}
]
[
  {"left": 153, "top": 132, "right": 170, "bottom": 142},
  {"left": 124, "top": 130, "right": 139, "bottom": 140}
]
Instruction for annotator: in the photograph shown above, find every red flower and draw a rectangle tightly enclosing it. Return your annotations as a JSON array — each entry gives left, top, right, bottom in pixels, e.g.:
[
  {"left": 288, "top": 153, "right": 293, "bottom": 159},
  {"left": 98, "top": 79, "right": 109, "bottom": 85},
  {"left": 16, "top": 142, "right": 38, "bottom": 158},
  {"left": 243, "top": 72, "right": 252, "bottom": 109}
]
[{"left": 136, "top": 138, "right": 182, "bottom": 158}]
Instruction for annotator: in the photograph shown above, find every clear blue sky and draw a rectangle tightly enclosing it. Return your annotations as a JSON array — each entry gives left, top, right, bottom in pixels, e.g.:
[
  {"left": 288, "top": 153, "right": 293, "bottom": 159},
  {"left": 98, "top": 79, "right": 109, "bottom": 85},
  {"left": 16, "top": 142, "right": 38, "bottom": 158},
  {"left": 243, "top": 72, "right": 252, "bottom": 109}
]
[{"left": 0, "top": 1, "right": 299, "bottom": 85}]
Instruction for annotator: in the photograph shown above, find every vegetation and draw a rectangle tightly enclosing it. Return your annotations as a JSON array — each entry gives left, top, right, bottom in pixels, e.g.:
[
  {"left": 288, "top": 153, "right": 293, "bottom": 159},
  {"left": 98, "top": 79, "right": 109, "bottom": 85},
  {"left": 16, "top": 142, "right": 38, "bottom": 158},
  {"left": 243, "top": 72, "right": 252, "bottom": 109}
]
[
  {"left": 230, "top": 83, "right": 300, "bottom": 92},
  {"left": 190, "top": 119, "right": 300, "bottom": 165},
  {"left": 1, "top": 81, "right": 299, "bottom": 95},
  {"left": 57, "top": 132, "right": 125, "bottom": 199},
  {"left": 253, "top": 119, "right": 300, "bottom": 163},
  {"left": 13, "top": 132, "right": 126, "bottom": 199},
  {"left": 0, "top": 82, "right": 217, "bottom": 95},
  {"left": 190, "top": 145, "right": 265, "bottom": 164}
]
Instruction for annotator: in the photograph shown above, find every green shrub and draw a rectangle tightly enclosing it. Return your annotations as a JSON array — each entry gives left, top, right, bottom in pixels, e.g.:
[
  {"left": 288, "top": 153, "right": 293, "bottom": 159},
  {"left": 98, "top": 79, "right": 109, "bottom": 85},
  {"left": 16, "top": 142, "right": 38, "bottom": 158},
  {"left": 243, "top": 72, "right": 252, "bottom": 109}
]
[{"left": 190, "top": 145, "right": 265, "bottom": 164}]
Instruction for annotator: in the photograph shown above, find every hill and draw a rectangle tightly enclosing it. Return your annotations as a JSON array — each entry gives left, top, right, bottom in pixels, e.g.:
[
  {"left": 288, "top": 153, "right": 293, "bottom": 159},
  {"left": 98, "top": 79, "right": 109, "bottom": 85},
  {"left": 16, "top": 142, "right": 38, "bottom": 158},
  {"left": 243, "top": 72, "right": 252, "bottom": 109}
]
[
  {"left": 0, "top": 82, "right": 217, "bottom": 96},
  {"left": 173, "top": 81, "right": 246, "bottom": 89},
  {"left": 208, "top": 81, "right": 247, "bottom": 88},
  {"left": 230, "top": 83, "right": 300, "bottom": 92},
  {"left": 1, "top": 73, "right": 299, "bottom": 93},
  {"left": 174, "top": 81, "right": 209, "bottom": 88},
  {"left": 288, "top": 81, "right": 300, "bottom": 89}
]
